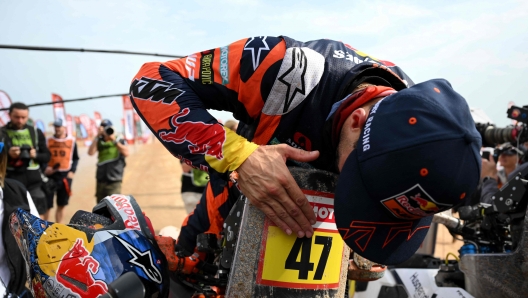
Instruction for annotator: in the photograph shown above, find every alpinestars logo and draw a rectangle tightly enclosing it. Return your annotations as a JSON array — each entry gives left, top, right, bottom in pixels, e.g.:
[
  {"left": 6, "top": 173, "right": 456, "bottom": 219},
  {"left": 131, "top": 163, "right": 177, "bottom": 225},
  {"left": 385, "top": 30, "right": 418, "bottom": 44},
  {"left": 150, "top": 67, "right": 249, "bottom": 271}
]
[
  {"left": 243, "top": 36, "right": 270, "bottom": 71},
  {"left": 278, "top": 48, "right": 307, "bottom": 113},
  {"left": 263, "top": 47, "right": 324, "bottom": 116},
  {"left": 112, "top": 233, "right": 162, "bottom": 284},
  {"left": 130, "top": 77, "right": 185, "bottom": 105}
]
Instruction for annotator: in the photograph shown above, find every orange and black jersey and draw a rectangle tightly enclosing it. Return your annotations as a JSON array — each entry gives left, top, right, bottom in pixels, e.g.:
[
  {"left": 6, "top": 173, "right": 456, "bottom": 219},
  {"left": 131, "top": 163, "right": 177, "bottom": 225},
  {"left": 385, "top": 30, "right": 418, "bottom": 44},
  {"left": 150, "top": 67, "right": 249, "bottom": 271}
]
[
  {"left": 130, "top": 36, "right": 413, "bottom": 252},
  {"left": 130, "top": 36, "right": 413, "bottom": 178}
]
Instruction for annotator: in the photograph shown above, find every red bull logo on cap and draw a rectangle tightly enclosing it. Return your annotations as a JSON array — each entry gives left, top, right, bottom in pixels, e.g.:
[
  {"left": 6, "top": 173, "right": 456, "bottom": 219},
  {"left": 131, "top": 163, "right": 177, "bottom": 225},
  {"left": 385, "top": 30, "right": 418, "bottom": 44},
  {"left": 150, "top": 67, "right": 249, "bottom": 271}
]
[
  {"left": 381, "top": 184, "right": 450, "bottom": 220},
  {"left": 158, "top": 108, "right": 226, "bottom": 160},
  {"left": 55, "top": 238, "right": 108, "bottom": 297}
]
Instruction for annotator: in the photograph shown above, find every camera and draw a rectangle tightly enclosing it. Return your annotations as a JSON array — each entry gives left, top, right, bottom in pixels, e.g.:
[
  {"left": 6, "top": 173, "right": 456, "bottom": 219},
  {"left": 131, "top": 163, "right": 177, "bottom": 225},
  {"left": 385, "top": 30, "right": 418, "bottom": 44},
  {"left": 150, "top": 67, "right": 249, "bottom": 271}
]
[
  {"left": 475, "top": 105, "right": 528, "bottom": 148},
  {"left": 19, "top": 144, "right": 32, "bottom": 160},
  {"left": 104, "top": 126, "right": 115, "bottom": 136}
]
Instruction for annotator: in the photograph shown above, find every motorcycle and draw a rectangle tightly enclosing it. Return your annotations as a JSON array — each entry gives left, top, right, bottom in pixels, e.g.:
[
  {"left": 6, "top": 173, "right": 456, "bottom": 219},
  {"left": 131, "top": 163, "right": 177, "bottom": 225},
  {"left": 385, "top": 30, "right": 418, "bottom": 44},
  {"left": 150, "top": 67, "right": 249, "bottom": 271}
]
[{"left": 10, "top": 150, "right": 528, "bottom": 297}]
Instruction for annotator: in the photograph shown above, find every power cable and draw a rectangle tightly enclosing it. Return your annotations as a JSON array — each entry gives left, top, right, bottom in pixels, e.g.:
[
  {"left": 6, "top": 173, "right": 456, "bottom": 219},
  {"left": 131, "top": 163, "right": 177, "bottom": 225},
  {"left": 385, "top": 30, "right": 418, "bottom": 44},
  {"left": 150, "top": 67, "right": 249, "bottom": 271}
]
[
  {"left": 0, "top": 44, "right": 183, "bottom": 58},
  {"left": 0, "top": 94, "right": 128, "bottom": 111}
]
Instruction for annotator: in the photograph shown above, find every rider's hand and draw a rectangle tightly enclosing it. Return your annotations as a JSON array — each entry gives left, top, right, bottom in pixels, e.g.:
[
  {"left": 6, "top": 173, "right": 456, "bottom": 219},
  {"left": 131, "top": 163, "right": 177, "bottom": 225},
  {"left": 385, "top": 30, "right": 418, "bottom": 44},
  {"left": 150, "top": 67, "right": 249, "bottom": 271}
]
[
  {"left": 236, "top": 144, "right": 319, "bottom": 238},
  {"left": 8, "top": 147, "right": 20, "bottom": 159},
  {"left": 481, "top": 154, "right": 497, "bottom": 179}
]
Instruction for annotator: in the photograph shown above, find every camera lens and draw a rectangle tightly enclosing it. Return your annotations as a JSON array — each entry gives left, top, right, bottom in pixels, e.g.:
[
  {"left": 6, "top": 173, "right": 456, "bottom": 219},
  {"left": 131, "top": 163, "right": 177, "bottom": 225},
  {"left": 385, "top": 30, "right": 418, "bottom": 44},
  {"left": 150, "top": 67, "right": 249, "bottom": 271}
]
[{"left": 105, "top": 126, "right": 114, "bottom": 135}]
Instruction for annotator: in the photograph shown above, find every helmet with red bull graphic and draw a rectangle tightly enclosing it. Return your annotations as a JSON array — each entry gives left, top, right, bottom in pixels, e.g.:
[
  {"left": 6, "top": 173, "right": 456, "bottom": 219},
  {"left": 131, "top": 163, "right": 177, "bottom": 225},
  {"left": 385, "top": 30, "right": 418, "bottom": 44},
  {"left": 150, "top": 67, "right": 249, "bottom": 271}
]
[{"left": 9, "top": 195, "right": 169, "bottom": 298}]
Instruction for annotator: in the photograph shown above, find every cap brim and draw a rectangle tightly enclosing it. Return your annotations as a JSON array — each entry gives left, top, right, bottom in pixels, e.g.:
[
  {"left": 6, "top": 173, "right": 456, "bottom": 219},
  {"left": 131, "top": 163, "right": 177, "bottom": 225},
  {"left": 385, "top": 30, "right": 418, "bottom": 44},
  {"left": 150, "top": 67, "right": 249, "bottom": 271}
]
[{"left": 334, "top": 150, "right": 432, "bottom": 265}]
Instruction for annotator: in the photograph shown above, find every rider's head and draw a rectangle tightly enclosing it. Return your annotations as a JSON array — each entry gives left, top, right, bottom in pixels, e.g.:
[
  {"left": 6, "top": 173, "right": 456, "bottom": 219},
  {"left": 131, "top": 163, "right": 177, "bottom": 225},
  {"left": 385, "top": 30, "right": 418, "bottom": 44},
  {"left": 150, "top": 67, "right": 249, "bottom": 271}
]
[{"left": 332, "top": 79, "right": 482, "bottom": 265}]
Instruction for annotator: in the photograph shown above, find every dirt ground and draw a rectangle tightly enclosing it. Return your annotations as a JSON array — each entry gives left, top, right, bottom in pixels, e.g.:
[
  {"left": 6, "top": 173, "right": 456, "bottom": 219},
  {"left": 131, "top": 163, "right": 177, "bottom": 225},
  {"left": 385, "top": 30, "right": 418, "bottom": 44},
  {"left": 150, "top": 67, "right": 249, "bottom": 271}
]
[{"left": 49, "top": 139, "right": 463, "bottom": 259}]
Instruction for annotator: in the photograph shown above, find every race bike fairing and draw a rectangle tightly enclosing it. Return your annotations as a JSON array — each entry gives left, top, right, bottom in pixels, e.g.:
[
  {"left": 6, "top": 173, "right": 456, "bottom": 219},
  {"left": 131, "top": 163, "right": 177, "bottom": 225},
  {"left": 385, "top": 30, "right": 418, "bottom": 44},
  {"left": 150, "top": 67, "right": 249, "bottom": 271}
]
[{"left": 9, "top": 195, "right": 169, "bottom": 298}]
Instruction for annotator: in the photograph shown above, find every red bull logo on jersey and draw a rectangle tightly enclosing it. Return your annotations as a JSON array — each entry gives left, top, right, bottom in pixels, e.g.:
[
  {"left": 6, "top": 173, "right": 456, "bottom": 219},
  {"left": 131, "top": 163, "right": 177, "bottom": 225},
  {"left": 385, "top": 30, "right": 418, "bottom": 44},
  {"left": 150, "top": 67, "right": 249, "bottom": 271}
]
[
  {"left": 56, "top": 238, "right": 108, "bottom": 297},
  {"left": 381, "top": 184, "right": 450, "bottom": 220},
  {"left": 158, "top": 108, "right": 226, "bottom": 160}
]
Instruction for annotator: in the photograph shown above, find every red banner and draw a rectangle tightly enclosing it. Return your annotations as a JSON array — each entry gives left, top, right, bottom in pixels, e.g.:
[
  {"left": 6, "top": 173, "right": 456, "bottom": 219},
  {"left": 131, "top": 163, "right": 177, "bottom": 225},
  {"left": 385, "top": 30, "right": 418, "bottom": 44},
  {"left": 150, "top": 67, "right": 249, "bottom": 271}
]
[
  {"left": 91, "top": 118, "right": 98, "bottom": 138},
  {"left": 0, "top": 90, "right": 13, "bottom": 126},
  {"left": 79, "top": 114, "right": 92, "bottom": 139},
  {"left": 66, "top": 114, "right": 74, "bottom": 137},
  {"left": 122, "top": 95, "right": 135, "bottom": 144},
  {"left": 52, "top": 94, "right": 66, "bottom": 125},
  {"left": 94, "top": 111, "right": 102, "bottom": 127}
]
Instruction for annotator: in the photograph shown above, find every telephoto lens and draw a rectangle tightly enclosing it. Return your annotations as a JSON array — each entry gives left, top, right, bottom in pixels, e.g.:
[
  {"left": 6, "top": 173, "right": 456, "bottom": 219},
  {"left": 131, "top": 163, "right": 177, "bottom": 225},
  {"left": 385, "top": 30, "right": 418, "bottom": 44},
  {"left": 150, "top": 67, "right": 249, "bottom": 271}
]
[{"left": 105, "top": 126, "right": 114, "bottom": 135}]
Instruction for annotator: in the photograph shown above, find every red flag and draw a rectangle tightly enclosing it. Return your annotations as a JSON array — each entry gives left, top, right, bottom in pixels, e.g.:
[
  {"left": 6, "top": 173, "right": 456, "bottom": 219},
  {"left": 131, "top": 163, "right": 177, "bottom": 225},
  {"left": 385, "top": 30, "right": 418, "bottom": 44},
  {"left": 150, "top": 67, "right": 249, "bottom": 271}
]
[
  {"left": 0, "top": 90, "right": 13, "bottom": 126},
  {"left": 90, "top": 118, "right": 98, "bottom": 138},
  {"left": 79, "top": 114, "right": 92, "bottom": 139},
  {"left": 94, "top": 111, "right": 102, "bottom": 127},
  {"left": 52, "top": 94, "right": 66, "bottom": 124},
  {"left": 66, "top": 114, "right": 74, "bottom": 137},
  {"left": 122, "top": 95, "right": 135, "bottom": 144}
]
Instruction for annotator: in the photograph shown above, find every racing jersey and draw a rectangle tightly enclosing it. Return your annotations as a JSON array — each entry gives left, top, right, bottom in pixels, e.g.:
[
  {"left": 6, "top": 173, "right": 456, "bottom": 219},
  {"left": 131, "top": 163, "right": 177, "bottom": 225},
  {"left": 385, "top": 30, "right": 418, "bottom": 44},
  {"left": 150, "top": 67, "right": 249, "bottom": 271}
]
[{"left": 130, "top": 36, "right": 413, "bottom": 178}]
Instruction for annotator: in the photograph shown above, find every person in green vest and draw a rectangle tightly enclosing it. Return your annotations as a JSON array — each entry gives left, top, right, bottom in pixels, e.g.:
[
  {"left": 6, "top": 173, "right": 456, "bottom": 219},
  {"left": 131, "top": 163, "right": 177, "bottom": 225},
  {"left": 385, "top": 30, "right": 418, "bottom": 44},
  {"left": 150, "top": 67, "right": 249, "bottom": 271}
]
[
  {"left": 180, "top": 161, "right": 208, "bottom": 214},
  {"left": 88, "top": 119, "right": 129, "bottom": 203},
  {"left": 1, "top": 102, "right": 50, "bottom": 216}
]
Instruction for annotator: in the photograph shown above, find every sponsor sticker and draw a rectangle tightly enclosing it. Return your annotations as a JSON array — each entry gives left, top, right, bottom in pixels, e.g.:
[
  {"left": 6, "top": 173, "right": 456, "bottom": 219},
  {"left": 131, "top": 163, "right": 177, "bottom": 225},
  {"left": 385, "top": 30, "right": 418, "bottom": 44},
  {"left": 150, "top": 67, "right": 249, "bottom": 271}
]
[
  {"left": 108, "top": 195, "right": 141, "bottom": 230},
  {"left": 256, "top": 190, "right": 344, "bottom": 289},
  {"left": 130, "top": 77, "right": 185, "bottom": 105},
  {"left": 220, "top": 46, "right": 229, "bottom": 85},
  {"left": 158, "top": 108, "right": 226, "bottom": 160},
  {"left": 200, "top": 51, "right": 214, "bottom": 84},
  {"left": 381, "top": 184, "right": 451, "bottom": 220},
  {"left": 55, "top": 238, "right": 108, "bottom": 297}
]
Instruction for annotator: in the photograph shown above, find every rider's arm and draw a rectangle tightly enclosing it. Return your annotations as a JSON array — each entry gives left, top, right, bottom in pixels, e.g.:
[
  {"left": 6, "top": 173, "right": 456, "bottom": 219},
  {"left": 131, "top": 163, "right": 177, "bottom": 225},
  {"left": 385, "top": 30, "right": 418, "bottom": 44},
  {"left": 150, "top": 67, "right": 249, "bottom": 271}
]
[
  {"left": 129, "top": 37, "right": 290, "bottom": 175},
  {"left": 130, "top": 37, "right": 317, "bottom": 237}
]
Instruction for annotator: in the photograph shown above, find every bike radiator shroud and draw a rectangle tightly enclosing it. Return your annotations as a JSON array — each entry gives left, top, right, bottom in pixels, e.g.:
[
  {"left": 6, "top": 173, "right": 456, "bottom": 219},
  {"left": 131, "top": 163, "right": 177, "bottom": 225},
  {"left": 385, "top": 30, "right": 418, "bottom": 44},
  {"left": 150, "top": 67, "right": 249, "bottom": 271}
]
[{"left": 225, "top": 167, "right": 350, "bottom": 297}]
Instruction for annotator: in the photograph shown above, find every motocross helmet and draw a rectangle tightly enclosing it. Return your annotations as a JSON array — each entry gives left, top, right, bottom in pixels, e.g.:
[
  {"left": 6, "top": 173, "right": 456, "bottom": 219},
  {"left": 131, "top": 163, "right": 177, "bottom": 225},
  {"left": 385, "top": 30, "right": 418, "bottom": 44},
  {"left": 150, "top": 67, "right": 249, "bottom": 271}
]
[{"left": 9, "top": 194, "right": 169, "bottom": 298}]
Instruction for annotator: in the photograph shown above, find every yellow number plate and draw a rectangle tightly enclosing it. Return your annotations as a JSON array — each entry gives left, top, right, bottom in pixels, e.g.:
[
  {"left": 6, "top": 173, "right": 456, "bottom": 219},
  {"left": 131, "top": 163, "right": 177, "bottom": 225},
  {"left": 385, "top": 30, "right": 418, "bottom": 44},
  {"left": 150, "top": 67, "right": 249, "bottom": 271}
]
[{"left": 256, "top": 190, "right": 344, "bottom": 289}]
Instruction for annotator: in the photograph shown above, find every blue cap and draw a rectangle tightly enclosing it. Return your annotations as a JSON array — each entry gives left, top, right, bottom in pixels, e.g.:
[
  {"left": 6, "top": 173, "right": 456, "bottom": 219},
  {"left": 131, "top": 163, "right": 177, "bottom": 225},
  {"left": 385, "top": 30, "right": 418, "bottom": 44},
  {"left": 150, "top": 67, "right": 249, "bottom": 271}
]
[
  {"left": 53, "top": 119, "right": 64, "bottom": 127},
  {"left": 100, "top": 119, "right": 112, "bottom": 127},
  {"left": 334, "top": 79, "right": 482, "bottom": 265}
]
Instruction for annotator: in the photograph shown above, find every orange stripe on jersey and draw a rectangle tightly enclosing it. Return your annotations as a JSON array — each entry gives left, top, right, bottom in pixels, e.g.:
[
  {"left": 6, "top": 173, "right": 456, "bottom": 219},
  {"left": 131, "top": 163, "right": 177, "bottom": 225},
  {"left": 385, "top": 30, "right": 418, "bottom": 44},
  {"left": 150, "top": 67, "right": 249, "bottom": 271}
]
[
  {"left": 252, "top": 113, "right": 281, "bottom": 145},
  {"left": 205, "top": 184, "right": 230, "bottom": 237},
  {"left": 164, "top": 54, "right": 200, "bottom": 81},
  {"left": 238, "top": 40, "right": 287, "bottom": 119},
  {"left": 130, "top": 62, "right": 181, "bottom": 132}
]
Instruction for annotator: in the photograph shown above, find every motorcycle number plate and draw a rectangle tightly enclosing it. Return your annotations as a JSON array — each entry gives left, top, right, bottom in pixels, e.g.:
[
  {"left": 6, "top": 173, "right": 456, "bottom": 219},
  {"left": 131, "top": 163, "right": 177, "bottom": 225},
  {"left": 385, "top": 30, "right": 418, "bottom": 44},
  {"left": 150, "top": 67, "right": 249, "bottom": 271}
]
[{"left": 256, "top": 190, "right": 345, "bottom": 289}]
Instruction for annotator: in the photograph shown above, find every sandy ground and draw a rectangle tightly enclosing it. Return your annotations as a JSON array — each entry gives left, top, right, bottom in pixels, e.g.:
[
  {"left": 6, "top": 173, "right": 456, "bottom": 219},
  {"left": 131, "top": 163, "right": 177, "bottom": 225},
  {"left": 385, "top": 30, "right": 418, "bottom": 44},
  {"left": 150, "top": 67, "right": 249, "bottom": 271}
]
[{"left": 48, "top": 139, "right": 463, "bottom": 259}]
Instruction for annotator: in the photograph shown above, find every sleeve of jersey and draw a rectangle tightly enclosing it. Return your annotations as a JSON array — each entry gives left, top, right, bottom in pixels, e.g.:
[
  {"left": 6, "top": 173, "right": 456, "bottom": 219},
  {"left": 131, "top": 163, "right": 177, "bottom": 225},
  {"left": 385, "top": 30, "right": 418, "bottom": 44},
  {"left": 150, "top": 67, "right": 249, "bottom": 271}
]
[{"left": 129, "top": 38, "right": 281, "bottom": 175}]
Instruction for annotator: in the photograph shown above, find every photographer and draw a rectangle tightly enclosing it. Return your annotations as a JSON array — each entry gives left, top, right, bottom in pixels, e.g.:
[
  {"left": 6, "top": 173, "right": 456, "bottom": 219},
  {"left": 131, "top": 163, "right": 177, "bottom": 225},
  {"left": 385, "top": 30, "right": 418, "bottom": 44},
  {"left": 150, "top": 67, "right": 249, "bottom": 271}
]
[
  {"left": 0, "top": 129, "right": 39, "bottom": 298},
  {"left": 1, "top": 102, "right": 50, "bottom": 216},
  {"left": 479, "top": 143, "right": 524, "bottom": 204},
  {"left": 88, "top": 119, "right": 129, "bottom": 203}
]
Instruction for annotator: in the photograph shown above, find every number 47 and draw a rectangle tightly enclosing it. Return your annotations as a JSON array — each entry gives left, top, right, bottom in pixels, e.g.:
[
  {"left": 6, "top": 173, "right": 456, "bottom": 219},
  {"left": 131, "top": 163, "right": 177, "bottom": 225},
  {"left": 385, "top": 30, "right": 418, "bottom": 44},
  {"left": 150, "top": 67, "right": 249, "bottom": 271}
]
[{"left": 285, "top": 236, "right": 332, "bottom": 280}]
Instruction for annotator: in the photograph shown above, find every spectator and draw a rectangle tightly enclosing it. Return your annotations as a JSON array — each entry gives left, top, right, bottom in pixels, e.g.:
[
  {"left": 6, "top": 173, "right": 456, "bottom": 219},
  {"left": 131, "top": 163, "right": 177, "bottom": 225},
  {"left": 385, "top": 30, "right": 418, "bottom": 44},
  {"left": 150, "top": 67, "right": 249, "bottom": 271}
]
[
  {"left": 479, "top": 143, "right": 524, "bottom": 204},
  {"left": 88, "top": 119, "right": 129, "bottom": 203},
  {"left": 180, "top": 162, "right": 208, "bottom": 214},
  {"left": 496, "top": 143, "right": 523, "bottom": 185},
  {"left": 43, "top": 119, "right": 79, "bottom": 223},
  {"left": 0, "top": 129, "right": 38, "bottom": 297},
  {"left": 1, "top": 102, "right": 50, "bottom": 216}
]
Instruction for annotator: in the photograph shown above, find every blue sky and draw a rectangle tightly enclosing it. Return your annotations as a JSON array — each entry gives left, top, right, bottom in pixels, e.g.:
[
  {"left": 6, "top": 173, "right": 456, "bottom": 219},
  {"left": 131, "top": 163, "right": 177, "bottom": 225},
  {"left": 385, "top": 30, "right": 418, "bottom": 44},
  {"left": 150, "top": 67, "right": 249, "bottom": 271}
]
[{"left": 1, "top": 0, "right": 526, "bottom": 131}]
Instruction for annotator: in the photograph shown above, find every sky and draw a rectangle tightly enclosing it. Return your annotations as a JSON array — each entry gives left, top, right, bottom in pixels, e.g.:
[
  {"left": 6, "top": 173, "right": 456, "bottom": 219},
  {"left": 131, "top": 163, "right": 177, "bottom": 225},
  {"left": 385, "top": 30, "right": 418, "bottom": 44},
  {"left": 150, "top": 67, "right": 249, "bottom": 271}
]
[{"left": 1, "top": 0, "right": 527, "bottom": 133}]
